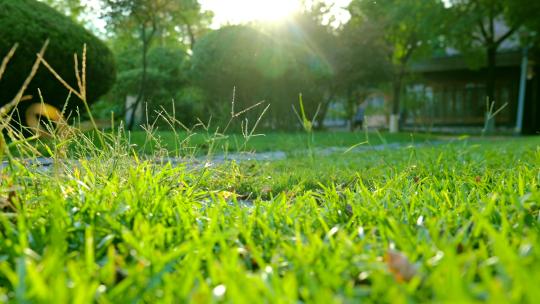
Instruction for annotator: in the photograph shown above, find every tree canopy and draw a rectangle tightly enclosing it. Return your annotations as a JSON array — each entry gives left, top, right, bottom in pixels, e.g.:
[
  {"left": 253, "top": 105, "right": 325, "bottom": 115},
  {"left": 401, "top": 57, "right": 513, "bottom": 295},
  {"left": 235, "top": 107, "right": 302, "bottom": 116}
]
[
  {"left": 100, "top": 0, "right": 209, "bottom": 129},
  {"left": 191, "top": 20, "right": 336, "bottom": 130},
  {"left": 349, "top": 0, "right": 446, "bottom": 131},
  {"left": 446, "top": 0, "right": 522, "bottom": 103}
]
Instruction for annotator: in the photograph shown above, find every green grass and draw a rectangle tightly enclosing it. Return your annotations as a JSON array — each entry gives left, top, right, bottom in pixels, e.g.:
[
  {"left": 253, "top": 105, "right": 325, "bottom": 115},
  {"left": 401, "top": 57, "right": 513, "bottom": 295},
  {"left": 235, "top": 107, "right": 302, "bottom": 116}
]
[
  {"left": 29, "top": 129, "right": 438, "bottom": 158},
  {"left": 0, "top": 131, "right": 539, "bottom": 303},
  {"left": 127, "top": 130, "right": 439, "bottom": 155}
]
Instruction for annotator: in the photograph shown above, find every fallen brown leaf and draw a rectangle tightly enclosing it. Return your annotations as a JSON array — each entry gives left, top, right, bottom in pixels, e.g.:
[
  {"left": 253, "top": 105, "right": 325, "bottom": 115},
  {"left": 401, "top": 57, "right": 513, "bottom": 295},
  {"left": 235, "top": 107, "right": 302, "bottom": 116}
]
[
  {"left": 261, "top": 186, "right": 272, "bottom": 195},
  {"left": 385, "top": 250, "right": 417, "bottom": 282},
  {"left": 0, "top": 185, "right": 21, "bottom": 213}
]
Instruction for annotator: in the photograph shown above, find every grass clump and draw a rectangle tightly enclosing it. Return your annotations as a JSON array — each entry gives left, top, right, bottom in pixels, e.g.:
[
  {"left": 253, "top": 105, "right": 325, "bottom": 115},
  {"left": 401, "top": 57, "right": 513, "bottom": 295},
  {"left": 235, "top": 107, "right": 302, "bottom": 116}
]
[{"left": 0, "top": 132, "right": 539, "bottom": 302}]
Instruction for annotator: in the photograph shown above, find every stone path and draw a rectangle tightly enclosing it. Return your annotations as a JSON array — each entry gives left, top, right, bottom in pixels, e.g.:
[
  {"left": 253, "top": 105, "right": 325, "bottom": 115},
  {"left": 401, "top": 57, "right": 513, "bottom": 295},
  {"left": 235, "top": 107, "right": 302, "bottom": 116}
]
[{"left": 0, "top": 141, "right": 446, "bottom": 172}]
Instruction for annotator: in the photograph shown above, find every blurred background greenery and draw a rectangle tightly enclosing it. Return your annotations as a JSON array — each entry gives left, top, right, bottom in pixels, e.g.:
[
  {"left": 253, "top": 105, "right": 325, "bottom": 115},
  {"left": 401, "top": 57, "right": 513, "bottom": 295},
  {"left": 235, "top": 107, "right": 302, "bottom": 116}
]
[{"left": 1, "top": 0, "right": 540, "bottom": 134}]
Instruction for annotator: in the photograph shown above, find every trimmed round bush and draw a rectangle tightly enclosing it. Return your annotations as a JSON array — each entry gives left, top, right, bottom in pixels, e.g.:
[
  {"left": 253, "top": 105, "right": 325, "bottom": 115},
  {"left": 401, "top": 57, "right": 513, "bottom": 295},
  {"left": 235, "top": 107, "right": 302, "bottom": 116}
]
[
  {"left": 191, "top": 25, "right": 332, "bottom": 129},
  {"left": 0, "top": 0, "right": 116, "bottom": 121}
]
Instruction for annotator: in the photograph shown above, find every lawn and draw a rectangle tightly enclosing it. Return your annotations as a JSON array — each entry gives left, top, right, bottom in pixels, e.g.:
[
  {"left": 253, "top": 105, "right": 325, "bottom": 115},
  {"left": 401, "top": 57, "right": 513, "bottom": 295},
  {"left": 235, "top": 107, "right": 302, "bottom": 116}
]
[
  {"left": 126, "top": 130, "right": 440, "bottom": 155},
  {"left": 0, "top": 131, "right": 539, "bottom": 302}
]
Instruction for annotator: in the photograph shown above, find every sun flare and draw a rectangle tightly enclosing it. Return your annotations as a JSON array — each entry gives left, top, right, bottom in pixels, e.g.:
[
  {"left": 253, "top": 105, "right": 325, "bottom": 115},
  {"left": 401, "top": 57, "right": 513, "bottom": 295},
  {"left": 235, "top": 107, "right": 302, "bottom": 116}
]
[{"left": 201, "top": 0, "right": 301, "bottom": 25}]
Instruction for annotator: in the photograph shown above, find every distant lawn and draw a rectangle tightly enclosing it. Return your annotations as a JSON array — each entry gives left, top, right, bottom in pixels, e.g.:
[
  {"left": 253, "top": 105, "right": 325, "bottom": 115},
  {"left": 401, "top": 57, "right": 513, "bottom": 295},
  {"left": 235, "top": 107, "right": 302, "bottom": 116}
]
[
  {"left": 15, "top": 129, "right": 439, "bottom": 158},
  {"left": 126, "top": 130, "right": 441, "bottom": 155},
  {"left": 0, "top": 133, "right": 539, "bottom": 302}
]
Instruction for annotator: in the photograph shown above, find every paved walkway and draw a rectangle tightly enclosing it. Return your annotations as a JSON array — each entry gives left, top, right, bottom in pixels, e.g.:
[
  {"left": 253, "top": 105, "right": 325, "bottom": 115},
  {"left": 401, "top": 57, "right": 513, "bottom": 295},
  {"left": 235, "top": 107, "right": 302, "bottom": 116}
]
[{"left": 0, "top": 141, "right": 445, "bottom": 172}]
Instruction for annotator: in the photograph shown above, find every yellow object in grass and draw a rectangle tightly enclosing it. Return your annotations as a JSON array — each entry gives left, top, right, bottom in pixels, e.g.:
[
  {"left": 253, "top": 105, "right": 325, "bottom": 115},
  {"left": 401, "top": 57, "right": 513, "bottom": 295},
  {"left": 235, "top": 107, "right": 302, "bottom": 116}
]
[{"left": 25, "top": 102, "right": 63, "bottom": 136}]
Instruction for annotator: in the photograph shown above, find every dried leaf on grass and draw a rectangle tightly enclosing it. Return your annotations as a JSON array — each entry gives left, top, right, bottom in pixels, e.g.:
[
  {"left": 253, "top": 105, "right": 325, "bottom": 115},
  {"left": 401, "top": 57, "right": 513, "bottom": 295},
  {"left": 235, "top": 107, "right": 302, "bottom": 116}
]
[
  {"left": 261, "top": 185, "right": 272, "bottom": 195},
  {"left": 385, "top": 250, "right": 417, "bottom": 282},
  {"left": 217, "top": 190, "right": 249, "bottom": 200},
  {"left": 0, "top": 186, "right": 21, "bottom": 213}
]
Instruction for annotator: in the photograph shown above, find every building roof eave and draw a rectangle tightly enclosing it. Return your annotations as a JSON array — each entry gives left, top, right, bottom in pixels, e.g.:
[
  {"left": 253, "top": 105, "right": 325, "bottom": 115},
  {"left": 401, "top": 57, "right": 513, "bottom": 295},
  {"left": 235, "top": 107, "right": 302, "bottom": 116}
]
[{"left": 409, "top": 50, "right": 522, "bottom": 73}]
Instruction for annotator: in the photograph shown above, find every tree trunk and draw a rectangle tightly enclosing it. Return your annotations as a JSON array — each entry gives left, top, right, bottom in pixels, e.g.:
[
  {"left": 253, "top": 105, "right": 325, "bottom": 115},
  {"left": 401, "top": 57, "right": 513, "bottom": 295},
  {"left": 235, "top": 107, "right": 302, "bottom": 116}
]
[
  {"left": 128, "top": 26, "right": 151, "bottom": 131},
  {"left": 392, "top": 76, "right": 402, "bottom": 115},
  {"left": 390, "top": 71, "right": 404, "bottom": 133},
  {"left": 186, "top": 24, "right": 196, "bottom": 50},
  {"left": 486, "top": 45, "right": 497, "bottom": 104},
  {"left": 346, "top": 89, "right": 356, "bottom": 131},
  {"left": 314, "top": 92, "right": 334, "bottom": 131}
]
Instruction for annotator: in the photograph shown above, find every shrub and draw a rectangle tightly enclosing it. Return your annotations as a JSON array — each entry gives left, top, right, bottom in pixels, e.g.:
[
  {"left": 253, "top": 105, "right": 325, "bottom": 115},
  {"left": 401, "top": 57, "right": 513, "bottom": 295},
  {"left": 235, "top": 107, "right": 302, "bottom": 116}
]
[
  {"left": 0, "top": 0, "right": 116, "bottom": 121},
  {"left": 113, "top": 46, "right": 189, "bottom": 104},
  {"left": 108, "top": 45, "right": 198, "bottom": 126},
  {"left": 191, "top": 25, "right": 332, "bottom": 130}
]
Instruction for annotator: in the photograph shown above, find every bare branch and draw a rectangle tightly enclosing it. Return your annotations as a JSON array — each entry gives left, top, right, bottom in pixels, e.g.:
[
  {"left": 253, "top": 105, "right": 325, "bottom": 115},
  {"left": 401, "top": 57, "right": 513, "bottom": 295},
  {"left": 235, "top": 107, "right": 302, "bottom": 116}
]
[
  {"left": 495, "top": 27, "right": 518, "bottom": 47},
  {"left": 0, "top": 40, "right": 50, "bottom": 119},
  {"left": 0, "top": 44, "right": 18, "bottom": 82},
  {"left": 37, "top": 52, "right": 84, "bottom": 101},
  {"left": 477, "top": 19, "right": 489, "bottom": 43}
]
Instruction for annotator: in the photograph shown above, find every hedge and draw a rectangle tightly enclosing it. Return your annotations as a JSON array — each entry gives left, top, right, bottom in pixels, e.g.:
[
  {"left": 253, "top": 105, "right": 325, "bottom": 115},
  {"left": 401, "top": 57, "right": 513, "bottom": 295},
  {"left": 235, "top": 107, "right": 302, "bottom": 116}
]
[
  {"left": 191, "top": 25, "right": 331, "bottom": 129},
  {"left": 0, "top": 0, "right": 116, "bottom": 121}
]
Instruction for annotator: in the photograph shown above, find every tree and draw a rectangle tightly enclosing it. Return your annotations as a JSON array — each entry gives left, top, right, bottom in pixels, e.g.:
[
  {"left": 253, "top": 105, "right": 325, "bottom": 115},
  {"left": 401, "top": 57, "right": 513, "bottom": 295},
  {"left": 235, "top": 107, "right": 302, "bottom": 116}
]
[
  {"left": 191, "top": 25, "right": 332, "bottom": 130},
  {"left": 0, "top": 0, "right": 115, "bottom": 125},
  {"left": 111, "top": 45, "right": 200, "bottom": 125},
  {"left": 350, "top": 0, "right": 446, "bottom": 132},
  {"left": 506, "top": 1, "right": 540, "bottom": 39},
  {"left": 273, "top": 12, "right": 339, "bottom": 129},
  {"left": 172, "top": 4, "right": 213, "bottom": 50},
  {"left": 335, "top": 19, "right": 393, "bottom": 128},
  {"left": 446, "top": 0, "right": 534, "bottom": 106},
  {"left": 101, "top": 0, "right": 205, "bottom": 130},
  {"left": 190, "top": 26, "right": 275, "bottom": 126}
]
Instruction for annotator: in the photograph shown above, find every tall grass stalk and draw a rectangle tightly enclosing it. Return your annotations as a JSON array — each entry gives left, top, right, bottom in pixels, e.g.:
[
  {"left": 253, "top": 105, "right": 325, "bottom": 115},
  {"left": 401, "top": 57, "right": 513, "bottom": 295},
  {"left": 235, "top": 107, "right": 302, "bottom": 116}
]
[{"left": 293, "top": 94, "right": 320, "bottom": 159}]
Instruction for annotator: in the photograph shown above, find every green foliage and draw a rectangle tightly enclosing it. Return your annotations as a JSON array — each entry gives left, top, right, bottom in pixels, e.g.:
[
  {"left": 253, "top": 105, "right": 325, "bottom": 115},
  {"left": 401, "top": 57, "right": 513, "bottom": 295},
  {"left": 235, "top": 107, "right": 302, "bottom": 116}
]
[
  {"left": 446, "top": 0, "right": 520, "bottom": 60},
  {"left": 190, "top": 25, "right": 267, "bottom": 120},
  {"left": 100, "top": 0, "right": 208, "bottom": 129},
  {"left": 446, "top": 0, "right": 540, "bottom": 57},
  {"left": 171, "top": 86, "right": 205, "bottom": 126},
  {"left": 335, "top": 18, "right": 394, "bottom": 118},
  {"left": 444, "top": 0, "right": 538, "bottom": 102},
  {"left": 507, "top": 0, "right": 540, "bottom": 42},
  {"left": 39, "top": 0, "right": 86, "bottom": 19},
  {"left": 353, "top": 0, "right": 446, "bottom": 66},
  {"left": 349, "top": 0, "right": 446, "bottom": 117},
  {"left": 0, "top": 0, "right": 116, "bottom": 118},
  {"left": 337, "top": 20, "right": 393, "bottom": 90},
  {"left": 110, "top": 45, "right": 202, "bottom": 125},
  {"left": 191, "top": 23, "right": 333, "bottom": 129},
  {"left": 101, "top": 0, "right": 209, "bottom": 51},
  {"left": 114, "top": 47, "right": 188, "bottom": 100}
]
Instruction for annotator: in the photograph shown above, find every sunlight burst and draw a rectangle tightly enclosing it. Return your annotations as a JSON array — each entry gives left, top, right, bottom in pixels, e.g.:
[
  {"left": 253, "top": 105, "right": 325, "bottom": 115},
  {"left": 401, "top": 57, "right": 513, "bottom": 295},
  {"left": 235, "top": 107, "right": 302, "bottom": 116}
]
[{"left": 201, "top": 0, "right": 301, "bottom": 25}]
